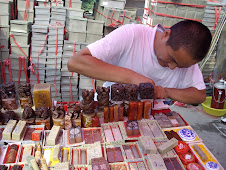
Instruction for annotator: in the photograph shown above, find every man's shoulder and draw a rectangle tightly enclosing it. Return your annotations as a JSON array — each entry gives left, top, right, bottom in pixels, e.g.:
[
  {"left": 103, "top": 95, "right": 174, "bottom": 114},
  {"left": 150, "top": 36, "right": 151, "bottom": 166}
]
[{"left": 119, "top": 24, "right": 152, "bottom": 31}]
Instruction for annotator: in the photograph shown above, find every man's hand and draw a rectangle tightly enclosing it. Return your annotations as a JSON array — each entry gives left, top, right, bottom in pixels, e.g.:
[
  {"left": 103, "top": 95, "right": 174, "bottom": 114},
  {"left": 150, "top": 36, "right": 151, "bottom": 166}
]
[
  {"left": 154, "top": 87, "right": 206, "bottom": 104},
  {"left": 132, "top": 76, "right": 155, "bottom": 87},
  {"left": 155, "top": 86, "right": 167, "bottom": 99}
]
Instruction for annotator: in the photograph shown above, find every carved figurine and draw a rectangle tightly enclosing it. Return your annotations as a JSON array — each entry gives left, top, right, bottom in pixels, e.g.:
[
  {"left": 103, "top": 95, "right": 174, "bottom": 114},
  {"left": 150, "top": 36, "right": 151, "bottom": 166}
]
[
  {"left": 96, "top": 86, "right": 110, "bottom": 111},
  {"left": 80, "top": 89, "right": 95, "bottom": 114},
  {"left": 0, "top": 82, "right": 18, "bottom": 110},
  {"left": 18, "top": 83, "right": 33, "bottom": 108}
]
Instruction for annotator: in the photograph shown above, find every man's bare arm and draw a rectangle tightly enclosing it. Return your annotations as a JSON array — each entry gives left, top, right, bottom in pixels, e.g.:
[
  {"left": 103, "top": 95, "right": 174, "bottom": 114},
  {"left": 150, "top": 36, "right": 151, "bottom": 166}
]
[
  {"left": 67, "top": 48, "right": 155, "bottom": 86},
  {"left": 156, "top": 86, "right": 206, "bottom": 104}
]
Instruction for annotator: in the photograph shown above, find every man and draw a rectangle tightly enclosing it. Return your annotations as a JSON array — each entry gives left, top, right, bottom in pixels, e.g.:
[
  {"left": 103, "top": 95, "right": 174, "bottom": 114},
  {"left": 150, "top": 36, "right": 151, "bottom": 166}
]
[{"left": 67, "top": 20, "right": 212, "bottom": 105}]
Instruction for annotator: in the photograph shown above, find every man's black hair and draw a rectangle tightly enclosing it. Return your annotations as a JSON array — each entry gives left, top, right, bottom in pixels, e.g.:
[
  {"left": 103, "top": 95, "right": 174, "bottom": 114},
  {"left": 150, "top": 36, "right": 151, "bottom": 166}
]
[{"left": 166, "top": 20, "right": 212, "bottom": 61}]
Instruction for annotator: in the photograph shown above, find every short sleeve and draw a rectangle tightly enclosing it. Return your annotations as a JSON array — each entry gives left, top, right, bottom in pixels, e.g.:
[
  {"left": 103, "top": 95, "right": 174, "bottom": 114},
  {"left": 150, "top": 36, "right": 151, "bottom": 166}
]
[
  {"left": 178, "top": 64, "right": 206, "bottom": 90},
  {"left": 87, "top": 24, "right": 134, "bottom": 65}
]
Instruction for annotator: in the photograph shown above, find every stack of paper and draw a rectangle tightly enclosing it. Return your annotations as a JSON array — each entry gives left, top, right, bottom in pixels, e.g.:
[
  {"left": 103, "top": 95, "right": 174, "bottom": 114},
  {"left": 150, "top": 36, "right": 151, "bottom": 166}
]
[
  {"left": 93, "top": 1, "right": 131, "bottom": 29},
  {"left": 67, "top": 17, "right": 87, "bottom": 43},
  {"left": 34, "top": 6, "right": 50, "bottom": 26},
  {"left": 46, "top": 26, "right": 64, "bottom": 101},
  {"left": 0, "top": 0, "right": 11, "bottom": 62},
  {"left": 145, "top": 0, "right": 206, "bottom": 27},
  {"left": 10, "top": 20, "right": 32, "bottom": 84},
  {"left": 202, "top": 1, "right": 226, "bottom": 34},
  {"left": 61, "top": 40, "right": 80, "bottom": 102},
  {"left": 50, "top": 6, "right": 67, "bottom": 26},
  {"left": 65, "top": 0, "right": 82, "bottom": 10},
  {"left": 17, "top": 0, "right": 35, "bottom": 22}
]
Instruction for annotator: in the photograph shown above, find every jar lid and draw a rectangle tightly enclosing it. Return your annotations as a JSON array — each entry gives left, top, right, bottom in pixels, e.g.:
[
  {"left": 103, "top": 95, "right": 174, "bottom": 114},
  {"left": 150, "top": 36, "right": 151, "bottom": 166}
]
[
  {"left": 178, "top": 128, "right": 196, "bottom": 141},
  {"left": 205, "top": 161, "right": 220, "bottom": 170},
  {"left": 174, "top": 141, "right": 189, "bottom": 154},
  {"left": 186, "top": 163, "right": 204, "bottom": 170},
  {"left": 179, "top": 153, "right": 195, "bottom": 164}
]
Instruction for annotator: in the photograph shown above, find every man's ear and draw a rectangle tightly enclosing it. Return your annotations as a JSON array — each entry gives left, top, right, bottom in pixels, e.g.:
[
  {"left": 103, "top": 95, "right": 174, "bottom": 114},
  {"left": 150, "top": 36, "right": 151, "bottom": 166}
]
[{"left": 161, "top": 29, "right": 171, "bottom": 41}]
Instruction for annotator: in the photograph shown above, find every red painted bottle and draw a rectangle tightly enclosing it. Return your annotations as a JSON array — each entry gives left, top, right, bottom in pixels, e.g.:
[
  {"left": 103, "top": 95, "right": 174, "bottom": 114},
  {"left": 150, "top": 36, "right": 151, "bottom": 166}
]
[{"left": 211, "top": 79, "right": 226, "bottom": 109}]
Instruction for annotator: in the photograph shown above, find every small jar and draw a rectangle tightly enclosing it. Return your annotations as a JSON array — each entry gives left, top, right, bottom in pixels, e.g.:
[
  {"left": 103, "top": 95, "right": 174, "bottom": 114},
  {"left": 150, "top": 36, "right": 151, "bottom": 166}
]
[
  {"left": 179, "top": 153, "right": 195, "bottom": 165},
  {"left": 174, "top": 141, "right": 189, "bottom": 154}
]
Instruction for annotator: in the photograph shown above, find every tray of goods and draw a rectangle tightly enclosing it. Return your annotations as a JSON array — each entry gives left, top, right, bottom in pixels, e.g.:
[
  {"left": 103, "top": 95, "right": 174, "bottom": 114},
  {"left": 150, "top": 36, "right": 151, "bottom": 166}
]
[
  {"left": 104, "top": 144, "right": 126, "bottom": 164},
  {"left": 138, "top": 120, "right": 167, "bottom": 141},
  {"left": 109, "top": 162, "right": 129, "bottom": 170},
  {"left": 74, "top": 165, "right": 91, "bottom": 170},
  {"left": 164, "top": 126, "right": 203, "bottom": 143},
  {"left": 128, "top": 159, "right": 149, "bottom": 170},
  {"left": 101, "top": 122, "right": 125, "bottom": 145},
  {"left": 162, "top": 156, "right": 186, "bottom": 170},
  {"left": 42, "top": 145, "right": 70, "bottom": 167},
  {"left": 43, "top": 126, "right": 64, "bottom": 147},
  {"left": 22, "top": 125, "right": 45, "bottom": 144},
  {"left": 0, "top": 144, "right": 8, "bottom": 164},
  {"left": 1, "top": 120, "right": 26, "bottom": 142},
  {"left": 145, "top": 152, "right": 185, "bottom": 170},
  {"left": 64, "top": 126, "right": 84, "bottom": 147},
  {"left": 189, "top": 142, "right": 224, "bottom": 170},
  {"left": 174, "top": 141, "right": 205, "bottom": 170},
  {"left": 17, "top": 144, "right": 35, "bottom": 163},
  {"left": 121, "top": 142, "right": 143, "bottom": 161},
  {"left": 138, "top": 135, "right": 178, "bottom": 157},
  {"left": 71, "top": 142, "right": 103, "bottom": 166},
  {"left": 2, "top": 143, "right": 21, "bottom": 164},
  {"left": 120, "top": 120, "right": 141, "bottom": 141},
  {"left": 8, "top": 164, "right": 24, "bottom": 170},
  {"left": 153, "top": 111, "right": 189, "bottom": 129},
  {"left": 82, "top": 127, "right": 103, "bottom": 144}
]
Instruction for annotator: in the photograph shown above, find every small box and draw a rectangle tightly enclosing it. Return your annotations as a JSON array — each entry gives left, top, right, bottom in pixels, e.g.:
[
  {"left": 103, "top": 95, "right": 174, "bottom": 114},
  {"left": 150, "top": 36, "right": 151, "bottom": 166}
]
[
  {"left": 0, "top": 25, "right": 10, "bottom": 38},
  {"left": 10, "top": 31, "right": 30, "bottom": 45},
  {"left": 10, "top": 20, "right": 32, "bottom": 33},
  {"left": 32, "top": 25, "right": 48, "bottom": 33},
  {"left": 2, "top": 120, "right": 17, "bottom": 140},
  {"left": 0, "top": 0, "right": 10, "bottom": 14},
  {"left": 65, "top": 0, "right": 82, "bottom": 9},
  {"left": 12, "top": 120, "right": 26, "bottom": 141},
  {"left": 86, "top": 32, "right": 103, "bottom": 43},
  {"left": 68, "top": 31, "right": 86, "bottom": 43},
  {"left": 32, "top": 130, "right": 42, "bottom": 141},
  {"left": 18, "top": 9, "right": 34, "bottom": 22},
  {"left": 66, "top": 8, "right": 84, "bottom": 18},
  {"left": 33, "top": 83, "right": 52, "bottom": 108},
  {"left": 11, "top": 44, "right": 30, "bottom": 57},
  {"left": 66, "top": 17, "right": 87, "bottom": 32},
  {"left": 0, "top": 14, "right": 9, "bottom": 25}
]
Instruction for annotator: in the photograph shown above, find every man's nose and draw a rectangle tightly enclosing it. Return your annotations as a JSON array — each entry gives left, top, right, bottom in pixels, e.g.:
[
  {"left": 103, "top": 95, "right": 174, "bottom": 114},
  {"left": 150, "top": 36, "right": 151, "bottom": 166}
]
[{"left": 168, "top": 62, "right": 177, "bottom": 70}]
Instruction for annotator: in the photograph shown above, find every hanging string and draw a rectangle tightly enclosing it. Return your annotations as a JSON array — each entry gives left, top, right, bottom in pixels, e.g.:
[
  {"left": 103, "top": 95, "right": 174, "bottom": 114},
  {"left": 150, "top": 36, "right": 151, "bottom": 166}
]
[
  {"left": 24, "top": 0, "right": 30, "bottom": 21},
  {"left": 0, "top": 61, "right": 5, "bottom": 84},
  {"left": 213, "top": 7, "right": 222, "bottom": 30},
  {"left": 18, "top": 56, "right": 29, "bottom": 85}
]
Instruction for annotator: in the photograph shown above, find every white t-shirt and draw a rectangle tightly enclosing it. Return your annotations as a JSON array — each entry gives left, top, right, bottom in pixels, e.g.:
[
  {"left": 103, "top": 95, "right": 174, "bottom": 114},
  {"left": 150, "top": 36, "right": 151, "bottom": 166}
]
[{"left": 87, "top": 24, "right": 206, "bottom": 90}]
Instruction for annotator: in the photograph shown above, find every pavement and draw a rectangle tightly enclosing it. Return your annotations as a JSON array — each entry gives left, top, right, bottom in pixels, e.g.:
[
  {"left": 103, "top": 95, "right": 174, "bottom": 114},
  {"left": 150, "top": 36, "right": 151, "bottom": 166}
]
[{"left": 170, "top": 104, "right": 226, "bottom": 169}]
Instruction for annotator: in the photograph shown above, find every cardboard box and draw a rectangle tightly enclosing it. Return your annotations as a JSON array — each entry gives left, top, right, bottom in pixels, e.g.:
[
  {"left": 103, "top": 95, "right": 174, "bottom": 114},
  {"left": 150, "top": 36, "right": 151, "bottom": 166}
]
[
  {"left": 66, "top": 17, "right": 87, "bottom": 32},
  {"left": 68, "top": 31, "right": 86, "bottom": 43},
  {"left": 66, "top": 8, "right": 84, "bottom": 18},
  {"left": 0, "top": 14, "right": 10, "bottom": 25},
  {"left": 10, "top": 20, "right": 32, "bottom": 33},
  {"left": 87, "top": 19, "right": 104, "bottom": 34},
  {"left": 65, "top": 0, "right": 82, "bottom": 10},
  {"left": 10, "top": 32, "right": 30, "bottom": 45},
  {"left": 11, "top": 44, "right": 30, "bottom": 57}
]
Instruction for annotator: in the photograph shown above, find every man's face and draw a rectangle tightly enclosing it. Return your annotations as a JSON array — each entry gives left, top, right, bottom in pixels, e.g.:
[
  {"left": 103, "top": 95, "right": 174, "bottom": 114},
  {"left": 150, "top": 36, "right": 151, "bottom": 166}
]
[{"left": 155, "top": 30, "right": 198, "bottom": 70}]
